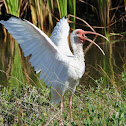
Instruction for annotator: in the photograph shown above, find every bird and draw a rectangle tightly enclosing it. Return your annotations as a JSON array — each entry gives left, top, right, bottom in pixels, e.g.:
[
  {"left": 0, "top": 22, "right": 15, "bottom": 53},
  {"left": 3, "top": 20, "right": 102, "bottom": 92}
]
[{"left": 0, "top": 9, "right": 108, "bottom": 124}]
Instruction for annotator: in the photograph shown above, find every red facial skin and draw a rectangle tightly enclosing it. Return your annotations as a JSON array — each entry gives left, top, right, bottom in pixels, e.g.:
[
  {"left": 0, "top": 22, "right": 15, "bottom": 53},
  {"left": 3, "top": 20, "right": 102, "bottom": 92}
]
[
  {"left": 76, "top": 30, "right": 86, "bottom": 43},
  {"left": 76, "top": 29, "right": 107, "bottom": 55}
]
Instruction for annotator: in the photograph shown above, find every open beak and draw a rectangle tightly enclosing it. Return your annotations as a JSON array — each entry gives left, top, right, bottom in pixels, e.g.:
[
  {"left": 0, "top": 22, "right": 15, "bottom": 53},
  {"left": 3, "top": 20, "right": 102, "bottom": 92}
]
[
  {"left": 84, "top": 37, "right": 105, "bottom": 55},
  {"left": 82, "top": 31, "right": 109, "bottom": 55}
]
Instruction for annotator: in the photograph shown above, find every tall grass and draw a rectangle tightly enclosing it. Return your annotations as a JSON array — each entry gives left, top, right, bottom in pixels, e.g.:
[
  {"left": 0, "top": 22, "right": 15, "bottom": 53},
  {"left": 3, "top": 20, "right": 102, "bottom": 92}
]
[
  {"left": 2, "top": 0, "right": 26, "bottom": 92},
  {"left": 68, "top": 0, "right": 76, "bottom": 29},
  {"left": 56, "top": 0, "right": 67, "bottom": 17},
  {"left": 56, "top": 0, "right": 76, "bottom": 29},
  {"left": 5, "top": 0, "right": 20, "bottom": 16},
  {"left": 97, "top": 0, "right": 110, "bottom": 27}
]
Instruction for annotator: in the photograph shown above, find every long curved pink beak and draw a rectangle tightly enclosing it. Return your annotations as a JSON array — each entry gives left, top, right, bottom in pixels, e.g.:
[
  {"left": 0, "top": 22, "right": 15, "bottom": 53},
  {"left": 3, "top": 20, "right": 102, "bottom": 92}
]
[
  {"left": 82, "top": 31, "right": 109, "bottom": 55},
  {"left": 83, "top": 31, "right": 109, "bottom": 41}
]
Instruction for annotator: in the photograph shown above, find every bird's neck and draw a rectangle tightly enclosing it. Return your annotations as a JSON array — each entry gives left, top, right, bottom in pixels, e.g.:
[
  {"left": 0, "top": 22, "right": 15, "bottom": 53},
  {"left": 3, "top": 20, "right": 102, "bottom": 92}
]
[{"left": 72, "top": 42, "right": 85, "bottom": 62}]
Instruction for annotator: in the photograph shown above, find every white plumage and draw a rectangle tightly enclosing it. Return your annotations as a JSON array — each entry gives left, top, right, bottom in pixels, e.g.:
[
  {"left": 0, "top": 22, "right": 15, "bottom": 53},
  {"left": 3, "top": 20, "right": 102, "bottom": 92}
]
[
  {"left": 50, "top": 17, "right": 73, "bottom": 56},
  {"left": 0, "top": 16, "right": 86, "bottom": 103}
]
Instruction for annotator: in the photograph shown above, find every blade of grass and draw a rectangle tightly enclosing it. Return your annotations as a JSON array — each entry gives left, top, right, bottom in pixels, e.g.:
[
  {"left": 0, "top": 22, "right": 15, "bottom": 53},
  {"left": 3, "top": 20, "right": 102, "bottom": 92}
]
[
  {"left": 68, "top": 0, "right": 76, "bottom": 29},
  {"left": 56, "top": 0, "right": 67, "bottom": 18}
]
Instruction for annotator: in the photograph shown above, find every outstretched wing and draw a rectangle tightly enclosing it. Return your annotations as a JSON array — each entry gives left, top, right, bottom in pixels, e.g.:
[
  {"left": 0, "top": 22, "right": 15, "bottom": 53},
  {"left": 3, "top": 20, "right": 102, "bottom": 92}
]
[
  {"left": 50, "top": 17, "right": 73, "bottom": 56},
  {"left": 0, "top": 15, "right": 69, "bottom": 88}
]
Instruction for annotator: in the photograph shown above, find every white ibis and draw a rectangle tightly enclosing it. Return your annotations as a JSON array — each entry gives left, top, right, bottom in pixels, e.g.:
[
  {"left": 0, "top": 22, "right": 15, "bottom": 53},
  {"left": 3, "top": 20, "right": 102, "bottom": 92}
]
[{"left": 0, "top": 12, "right": 108, "bottom": 123}]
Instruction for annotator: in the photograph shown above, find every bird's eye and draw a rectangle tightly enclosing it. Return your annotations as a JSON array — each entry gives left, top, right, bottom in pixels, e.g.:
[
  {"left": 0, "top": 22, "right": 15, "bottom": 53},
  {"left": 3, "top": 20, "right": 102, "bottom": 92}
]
[{"left": 76, "top": 31, "right": 80, "bottom": 34}]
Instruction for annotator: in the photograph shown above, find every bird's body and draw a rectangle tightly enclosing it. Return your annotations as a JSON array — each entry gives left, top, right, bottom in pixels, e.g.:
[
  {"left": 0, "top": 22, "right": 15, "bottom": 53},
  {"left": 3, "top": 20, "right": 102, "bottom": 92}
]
[{"left": 50, "top": 18, "right": 85, "bottom": 103}]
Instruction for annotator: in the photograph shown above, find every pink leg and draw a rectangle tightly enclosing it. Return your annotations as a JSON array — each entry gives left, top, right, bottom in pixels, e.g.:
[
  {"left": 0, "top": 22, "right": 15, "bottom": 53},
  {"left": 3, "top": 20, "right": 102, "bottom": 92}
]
[
  {"left": 60, "top": 96, "right": 63, "bottom": 114},
  {"left": 69, "top": 95, "right": 73, "bottom": 121},
  {"left": 59, "top": 96, "right": 63, "bottom": 126}
]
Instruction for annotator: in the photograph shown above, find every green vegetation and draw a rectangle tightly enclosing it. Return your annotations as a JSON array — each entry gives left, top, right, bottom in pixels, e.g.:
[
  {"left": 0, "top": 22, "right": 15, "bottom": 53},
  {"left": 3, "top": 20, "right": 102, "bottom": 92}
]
[{"left": 0, "top": 72, "right": 126, "bottom": 125}]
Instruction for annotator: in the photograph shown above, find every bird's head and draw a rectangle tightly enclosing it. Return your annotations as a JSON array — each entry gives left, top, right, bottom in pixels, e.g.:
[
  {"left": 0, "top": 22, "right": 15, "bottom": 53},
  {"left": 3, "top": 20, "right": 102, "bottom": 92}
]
[{"left": 70, "top": 29, "right": 109, "bottom": 55}]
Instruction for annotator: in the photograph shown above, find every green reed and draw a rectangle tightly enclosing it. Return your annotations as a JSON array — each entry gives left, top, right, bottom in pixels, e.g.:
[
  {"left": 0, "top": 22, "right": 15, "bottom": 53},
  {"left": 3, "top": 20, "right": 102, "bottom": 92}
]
[
  {"left": 5, "top": 0, "right": 20, "bottom": 16},
  {"left": 56, "top": 0, "right": 67, "bottom": 17},
  {"left": 68, "top": 0, "right": 76, "bottom": 29},
  {"left": 97, "top": 0, "right": 110, "bottom": 27},
  {"left": 4, "top": 0, "right": 26, "bottom": 95},
  {"left": 56, "top": 0, "right": 76, "bottom": 28}
]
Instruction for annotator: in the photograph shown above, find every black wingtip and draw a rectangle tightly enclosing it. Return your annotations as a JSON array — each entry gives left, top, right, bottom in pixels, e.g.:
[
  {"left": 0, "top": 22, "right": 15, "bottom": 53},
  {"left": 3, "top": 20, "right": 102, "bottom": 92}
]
[
  {"left": 1, "top": 2, "right": 6, "bottom": 15},
  {"left": 62, "top": 16, "right": 67, "bottom": 19},
  {"left": 0, "top": 14, "right": 12, "bottom": 21},
  {"left": 0, "top": 3, "right": 12, "bottom": 21}
]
